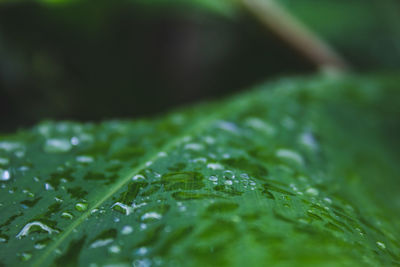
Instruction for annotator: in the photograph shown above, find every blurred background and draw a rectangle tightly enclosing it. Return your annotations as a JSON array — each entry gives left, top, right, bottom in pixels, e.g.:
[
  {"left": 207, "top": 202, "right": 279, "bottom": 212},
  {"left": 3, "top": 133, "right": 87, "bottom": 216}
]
[{"left": 0, "top": 0, "right": 399, "bottom": 132}]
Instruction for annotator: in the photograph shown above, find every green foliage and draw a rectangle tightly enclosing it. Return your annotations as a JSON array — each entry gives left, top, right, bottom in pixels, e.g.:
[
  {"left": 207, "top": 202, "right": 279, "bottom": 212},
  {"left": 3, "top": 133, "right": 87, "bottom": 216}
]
[{"left": 0, "top": 74, "right": 399, "bottom": 266}]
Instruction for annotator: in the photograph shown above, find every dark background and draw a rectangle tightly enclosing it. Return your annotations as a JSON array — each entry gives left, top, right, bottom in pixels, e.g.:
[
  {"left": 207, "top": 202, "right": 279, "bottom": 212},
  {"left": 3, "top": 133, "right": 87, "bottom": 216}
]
[{"left": 1, "top": 0, "right": 399, "bottom": 132}]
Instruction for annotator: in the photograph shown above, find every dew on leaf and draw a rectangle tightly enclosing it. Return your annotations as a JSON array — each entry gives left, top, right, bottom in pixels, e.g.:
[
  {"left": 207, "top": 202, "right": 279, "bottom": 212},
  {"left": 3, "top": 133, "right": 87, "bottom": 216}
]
[
  {"left": 306, "top": 187, "right": 319, "bottom": 196},
  {"left": 44, "top": 139, "right": 72, "bottom": 153},
  {"left": 376, "top": 241, "right": 386, "bottom": 249},
  {"left": 224, "top": 180, "right": 233, "bottom": 185},
  {"left": 61, "top": 212, "right": 74, "bottom": 219},
  {"left": 184, "top": 143, "right": 204, "bottom": 151},
  {"left": 90, "top": 238, "right": 114, "bottom": 248},
  {"left": 121, "top": 225, "right": 133, "bottom": 235},
  {"left": 0, "top": 169, "right": 11, "bottom": 181},
  {"left": 209, "top": 176, "right": 218, "bottom": 182},
  {"left": 75, "top": 202, "right": 88, "bottom": 212},
  {"left": 19, "top": 252, "right": 32, "bottom": 261},
  {"left": 108, "top": 245, "right": 121, "bottom": 254},
  {"left": 299, "top": 131, "right": 318, "bottom": 150},
  {"left": 70, "top": 136, "right": 79, "bottom": 146},
  {"left": 16, "top": 221, "right": 59, "bottom": 239},
  {"left": 141, "top": 212, "right": 162, "bottom": 222},
  {"left": 0, "top": 157, "right": 10, "bottom": 166},
  {"left": 132, "top": 174, "right": 146, "bottom": 181},
  {"left": 276, "top": 149, "right": 304, "bottom": 165},
  {"left": 245, "top": 117, "right": 276, "bottom": 136},
  {"left": 207, "top": 163, "right": 223, "bottom": 170},
  {"left": 76, "top": 156, "right": 94, "bottom": 163},
  {"left": 136, "top": 247, "right": 148, "bottom": 256},
  {"left": 90, "top": 229, "right": 117, "bottom": 248},
  {"left": 111, "top": 202, "right": 133, "bottom": 215}
]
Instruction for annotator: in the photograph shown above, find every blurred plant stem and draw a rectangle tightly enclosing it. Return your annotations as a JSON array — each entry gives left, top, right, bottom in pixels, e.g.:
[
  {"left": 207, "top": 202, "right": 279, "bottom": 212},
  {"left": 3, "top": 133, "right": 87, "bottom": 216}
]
[{"left": 240, "top": 0, "right": 350, "bottom": 72}]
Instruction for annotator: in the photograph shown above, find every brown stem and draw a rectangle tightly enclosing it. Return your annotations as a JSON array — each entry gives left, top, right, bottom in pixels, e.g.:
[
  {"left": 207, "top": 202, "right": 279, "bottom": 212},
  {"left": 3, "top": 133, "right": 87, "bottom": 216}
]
[{"left": 240, "top": 0, "right": 350, "bottom": 71}]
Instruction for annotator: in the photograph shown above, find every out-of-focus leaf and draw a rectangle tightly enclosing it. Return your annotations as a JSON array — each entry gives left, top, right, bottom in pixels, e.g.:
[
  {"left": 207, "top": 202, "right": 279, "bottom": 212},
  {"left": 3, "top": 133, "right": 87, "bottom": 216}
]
[{"left": 0, "top": 74, "right": 399, "bottom": 266}]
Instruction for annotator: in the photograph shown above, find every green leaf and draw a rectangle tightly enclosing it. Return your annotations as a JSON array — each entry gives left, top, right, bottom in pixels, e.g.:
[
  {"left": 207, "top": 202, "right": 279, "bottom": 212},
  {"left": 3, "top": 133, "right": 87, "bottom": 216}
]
[{"left": 0, "top": 74, "right": 400, "bottom": 266}]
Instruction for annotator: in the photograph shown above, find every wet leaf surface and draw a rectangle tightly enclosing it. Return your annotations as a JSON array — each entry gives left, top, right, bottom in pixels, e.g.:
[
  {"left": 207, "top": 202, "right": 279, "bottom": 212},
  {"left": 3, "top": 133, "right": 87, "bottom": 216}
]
[{"left": 0, "top": 74, "right": 400, "bottom": 266}]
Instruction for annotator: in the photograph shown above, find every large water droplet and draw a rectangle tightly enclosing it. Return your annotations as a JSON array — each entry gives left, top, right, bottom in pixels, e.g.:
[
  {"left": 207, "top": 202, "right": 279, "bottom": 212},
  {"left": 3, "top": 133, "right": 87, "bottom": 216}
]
[
  {"left": 61, "top": 212, "right": 74, "bottom": 219},
  {"left": 75, "top": 202, "right": 88, "bottom": 212},
  {"left": 16, "top": 221, "right": 58, "bottom": 239},
  {"left": 111, "top": 202, "right": 133, "bottom": 215}
]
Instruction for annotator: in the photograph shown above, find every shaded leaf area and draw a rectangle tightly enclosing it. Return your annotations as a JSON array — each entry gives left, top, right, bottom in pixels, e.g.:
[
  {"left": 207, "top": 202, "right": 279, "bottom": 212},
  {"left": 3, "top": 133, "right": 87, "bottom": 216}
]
[{"left": 0, "top": 74, "right": 400, "bottom": 266}]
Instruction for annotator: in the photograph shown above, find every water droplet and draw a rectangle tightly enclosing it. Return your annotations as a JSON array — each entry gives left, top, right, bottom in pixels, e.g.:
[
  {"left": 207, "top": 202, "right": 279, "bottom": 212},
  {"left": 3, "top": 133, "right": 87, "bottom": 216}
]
[
  {"left": 76, "top": 156, "right": 94, "bottom": 163},
  {"left": 90, "top": 238, "right": 114, "bottom": 248},
  {"left": 300, "top": 131, "right": 318, "bottom": 150},
  {"left": 192, "top": 157, "right": 207, "bottom": 163},
  {"left": 141, "top": 212, "right": 162, "bottom": 221},
  {"left": 376, "top": 241, "right": 386, "bottom": 249},
  {"left": 0, "top": 157, "right": 10, "bottom": 166},
  {"left": 145, "top": 161, "right": 153, "bottom": 167},
  {"left": 184, "top": 143, "right": 204, "bottom": 151},
  {"left": 121, "top": 225, "right": 133, "bottom": 235},
  {"left": 70, "top": 136, "right": 80, "bottom": 146},
  {"left": 132, "top": 174, "right": 146, "bottom": 181},
  {"left": 204, "top": 136, "right": 215, "bottom": 144},
  {"left": 133, "top": 259, "right": 152, "bottom": 267},
  {"left": 207, "top": 163, "right": 223, "bottom": 170},
  {"left": 209, "top": 176, "right": 218, "bottom": 182},
  {"left": 44, "top": 139, "right": 72, "bottom": 153},
  {"left": 217, "top": 121, "right": 240, "bottom": 134},
  {"left": 20, "top": 252, "right": 32, "bottom": 261},
  {"left": 223, "top": 170, "right": 235, "bottom": 179},
  {"left": 276, "top": 149, "right": 304, "bottom": 165},
  {"left": 44, "top": 183, "right": 54, "bottom": 191},
  {"left": 136, "top": 247, "right": 148, "bottom": 256},
  {"left": 61, "top": 212, "right": 74, "bottom": 219},
  {"left": 0, "top": 169, "right": 10, "bottom": 181},
  {"left": 323, "top": 197, "right": 332, "bottom": 204},
  {"left": 306, "top": 187, "right": 319, "bottom": 196},
  {"left": 16, "top": 221, "right": 59, "bottom": 239},
  {"left": 224, "top": 180, "right": 233, "bottom": 185},
  {"left": 157, "top": 152, "right": 167, "bottom": 157},
  {"left": 111, "top": 202, "right": 133, "bottom": 215},
  {"left": 0, "top": 141, "right": 22, "bottom": 152},
  {"left": 246, "top": 117, "right": 276, "bottom": 135},
  {"left": 75, "top": 202, "right": 88, "bottom": 212},
  {"left": 108, "top": 245, "right": 121, "bottom": 254}
]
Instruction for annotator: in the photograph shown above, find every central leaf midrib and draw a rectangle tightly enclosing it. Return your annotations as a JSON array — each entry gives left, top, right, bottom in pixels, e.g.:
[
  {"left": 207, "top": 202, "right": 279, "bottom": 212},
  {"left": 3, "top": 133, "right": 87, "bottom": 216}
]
[{"left": 32, "top": 97, "right": 248, "bottom": 266}]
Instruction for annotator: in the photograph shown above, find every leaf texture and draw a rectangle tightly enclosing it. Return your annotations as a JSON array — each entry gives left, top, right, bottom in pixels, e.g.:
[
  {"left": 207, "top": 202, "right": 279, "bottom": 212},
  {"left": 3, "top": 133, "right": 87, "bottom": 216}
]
[{"left": 0, "top": 74, "right": 400, "bottom": 266}]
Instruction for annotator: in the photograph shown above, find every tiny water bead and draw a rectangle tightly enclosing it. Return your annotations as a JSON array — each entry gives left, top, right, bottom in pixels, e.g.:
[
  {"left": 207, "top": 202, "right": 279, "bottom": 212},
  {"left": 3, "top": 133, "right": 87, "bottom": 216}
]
[{"left": 75, "top": 202, "right": 88, "bottom": 212}]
